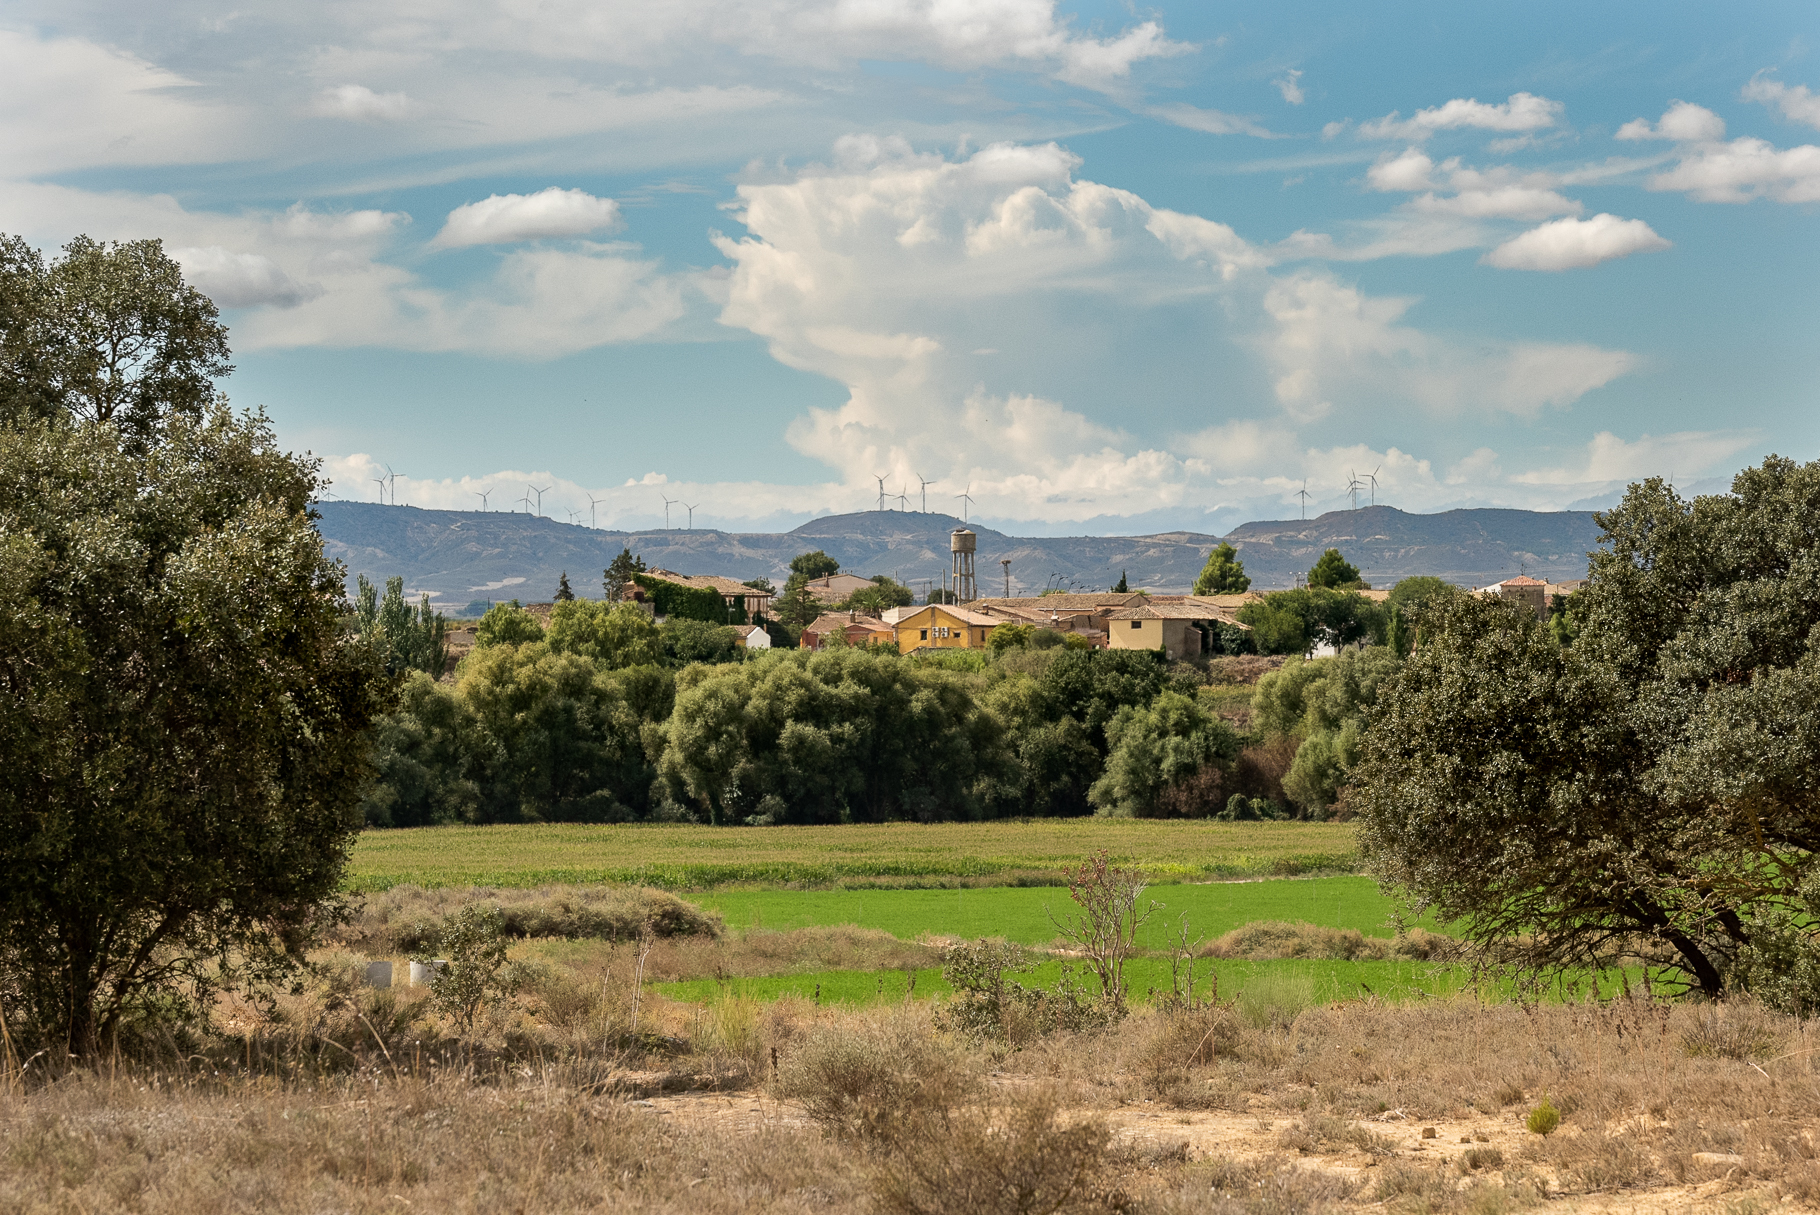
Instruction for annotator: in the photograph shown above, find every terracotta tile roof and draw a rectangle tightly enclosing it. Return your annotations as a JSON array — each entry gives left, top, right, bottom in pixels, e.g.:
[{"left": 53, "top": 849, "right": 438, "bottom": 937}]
[
  {"left": 1109, "top": 601, "right": 1245, "bottom": 621},
  {"left": 973, "top": 593, "right": 1147, "bottom": 612},
  {"left": 898, "top": 604, "right": 1002, "bottom": 628}
]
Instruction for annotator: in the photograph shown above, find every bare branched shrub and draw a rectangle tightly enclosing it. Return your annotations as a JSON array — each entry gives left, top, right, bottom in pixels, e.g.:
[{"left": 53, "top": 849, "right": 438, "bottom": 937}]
[
  {"left": 1191, "top": 1153, "right": 1361, "bottom": 1213},
  {"left": 872, "top": 1087, "right": 1114, "bottom": 1215},
  {"left": 772, "top": 1009, "right": 977, "bottom": 1143},
  {"left": 1679, "top": 1000, "right": 1782, "bottom": 1060},
  {"left": 1048, "top": 851, "right": 1157, "bottom": 1009},
  {"left": 936, "top": 938, "right": 1113, "bottom": 1043}
]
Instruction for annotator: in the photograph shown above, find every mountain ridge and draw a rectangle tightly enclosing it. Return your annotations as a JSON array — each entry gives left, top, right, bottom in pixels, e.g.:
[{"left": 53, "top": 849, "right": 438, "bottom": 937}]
[{"left": 313, "top": 502, "right": 1604, "bottom": 609}]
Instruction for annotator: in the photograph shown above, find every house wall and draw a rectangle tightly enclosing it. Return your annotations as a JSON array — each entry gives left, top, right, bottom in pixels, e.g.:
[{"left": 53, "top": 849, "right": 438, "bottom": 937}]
[
  {"left": 1109, "top": 617, "right": 1163, "bottom": 651},
  {"left": 895, "top": 607, "right": 991, "bottom": 652}
]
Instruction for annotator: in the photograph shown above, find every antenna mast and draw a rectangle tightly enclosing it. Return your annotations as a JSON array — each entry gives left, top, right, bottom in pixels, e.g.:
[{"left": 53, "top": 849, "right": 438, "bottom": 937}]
[{"left": 1000, "top": 558, "right": 1011, "bottom": 597}]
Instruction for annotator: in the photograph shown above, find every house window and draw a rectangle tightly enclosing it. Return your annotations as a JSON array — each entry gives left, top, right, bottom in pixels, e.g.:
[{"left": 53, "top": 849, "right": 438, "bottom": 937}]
[
  {"left": 920, "top": 629, "right": 928, "bottom": 640},
  {"left": 1131, "top": 620, "right": 1142, "bottom": 629}
]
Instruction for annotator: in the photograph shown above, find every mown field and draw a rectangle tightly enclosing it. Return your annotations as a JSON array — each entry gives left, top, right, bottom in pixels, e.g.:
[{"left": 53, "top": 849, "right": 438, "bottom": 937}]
[{"left": 347, "top": 819, "right": 1359, "bottom": 891}]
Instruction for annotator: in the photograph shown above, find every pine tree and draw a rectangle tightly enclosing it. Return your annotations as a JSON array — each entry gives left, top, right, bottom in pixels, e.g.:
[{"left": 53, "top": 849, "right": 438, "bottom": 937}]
[
  {"left": 1192, "top": 542, "right": 1252, "bottom": 595},
  {"left": 603, "top": 548, "right": 645, "bottom": 601},
  {"left": 1113, "top": 570, "right": 1129, "bottom": 593},
  {"left": 555, "top": 571, "right": 575, "bottom": 601}
]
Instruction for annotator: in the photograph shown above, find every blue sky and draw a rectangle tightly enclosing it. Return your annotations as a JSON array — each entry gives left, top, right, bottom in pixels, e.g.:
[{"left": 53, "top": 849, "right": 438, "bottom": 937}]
[{"left": 2, "top": 0, "right": 1816, "bottom": 533}]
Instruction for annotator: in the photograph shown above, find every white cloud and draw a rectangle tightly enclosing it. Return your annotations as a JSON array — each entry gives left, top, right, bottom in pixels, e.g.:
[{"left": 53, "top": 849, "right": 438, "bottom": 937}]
[
  {"left": 1274, "top": 69, "right": 1305, "bottom": 106},
  {"left": 1366, "top": 149, "right": 1436, "bottom": 192},
  {"left": 169, "top": 246, "right": 322, "bottom": 308},
  {"left": 431, "top": 188, "right": 623, "bottom": 248},
  {"left": 1260, "top": 271, "right": 1636, "bottom": 420},
  {"left": 1411, "top": 186, "right": 1580, "bottom": 220},
  {"left": 1646, "top": 136, "right": 1820, "bottom": 204},
  {"left": 310, "top": 84, "right": 417, "bottom": 123},
  {"left": 1742, "top": 73, "right": 1820, "bottom": 131},
  {"left": 1359, "top": 92, "right": 1565, "bottom": 142},
  {"left": 0, "top": 29, "right": 246, "bottom": 175},
  {"left": 1482, "top": 213, "right": 1670, "bottom": 270},
  {"left": 1513, "top": 430, "right": 1757, "bottom": 486},
  {"left": 1147, "top": 103, "right": 1277, "bottom": 138},
  {"left": 1615, "top": 100, "right": 1726, "bottom": 143}
]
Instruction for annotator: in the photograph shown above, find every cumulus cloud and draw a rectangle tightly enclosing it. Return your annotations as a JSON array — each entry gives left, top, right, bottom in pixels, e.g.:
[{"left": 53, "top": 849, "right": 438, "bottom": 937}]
[
  {"left": 1743, "top": 72, "right": 1820, "bottom": 131},
  {"left": 1273, "top": 69, "right": 1305, "bottom": 106},
  {"left": 1482, "top": 213, "right": 1670, "bottom": 270},
  {"left": 1513, "top": 430, "right": 1757, "bottom": 486},
  {"left": 1647, "top": 136, "right": 1820, "bottom": 204},
  {"left": 1616, "top": 100, "right": 1727, "bottom": 143},
  {"left": 1359, "top": 92, "right": 1565, "bottom": 142},
  {"left": 1367, "top": 149, "right": 1436, "bottom": 192},
  {"left": 1261, "top": 272, "right": 1636, "bottom": 420},
  {"left": 431, "top": 188, "right": 623, "bottom": 248},
  {"left": 310, "top": 84, "right": 417, "bottom": 123},
  {"left": 170, "top": 246, "right": 323, "bottom": 307}
]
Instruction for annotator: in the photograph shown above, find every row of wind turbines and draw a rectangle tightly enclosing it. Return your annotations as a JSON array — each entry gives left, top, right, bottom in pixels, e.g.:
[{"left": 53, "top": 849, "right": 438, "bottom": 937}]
[
  {"left": 872, "top": 474, "right": 975, "bottom": 523},
  {"left": 1291, "top": 465, "right": 1383, "bottom": 520}
]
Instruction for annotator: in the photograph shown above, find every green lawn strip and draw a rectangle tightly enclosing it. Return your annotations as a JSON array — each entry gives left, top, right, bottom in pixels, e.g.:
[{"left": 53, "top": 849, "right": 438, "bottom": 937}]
[
  {"left": 695, "top": 878, "right": 1430, "bottom": 948},
  {"left": 653, "top": 958, "right": 1472, "bottom": 1008},
  {"left": 346, "top": 820, "right": 1359, "bottom": 892}
]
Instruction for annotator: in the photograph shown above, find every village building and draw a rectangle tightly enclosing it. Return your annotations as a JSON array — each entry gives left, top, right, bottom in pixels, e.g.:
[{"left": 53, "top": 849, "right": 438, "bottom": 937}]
[
  {"left": 894, "top": 603, "right": 1002, "bottom": 652},
  {"left": 801, "top": 573, "right": 880, "bottom": 604},
  {"left": 1106, "top": 597, "right": 1250, "bottom": 659},
  {"left": 800, "top": 611, "right": 895, "bottom": 650},
  {"left": 642, "top": 569, "right": 774, "bottom": 618},
  {"left": 1478, "top": 574, "right": 1547, "bottom": 621},
  {"left": 730, "top": 623, "right": 772, "bottom": 650}
]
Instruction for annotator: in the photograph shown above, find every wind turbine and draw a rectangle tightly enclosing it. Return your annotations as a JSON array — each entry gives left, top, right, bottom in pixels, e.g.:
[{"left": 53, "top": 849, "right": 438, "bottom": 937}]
[
  {"left": 683, "top": 501, "right": 698, "bottom": 529},
  {"left": 955, "top": 483, "right": 974, "bottom": 523},
  {"left": 530, "top": 484, "right": 552, "bottom": 516},
  {"left": 1346, "top": 470, "right": 1363, "bottom": 511},
  {"left": 472, "top": 487, "right": 492, "bottom": 511},
  {"left": 917, "top": 475, "right": 931, "bottom": 513},
  {"left": 874, "top": 474, "right": 887, "bottom": 512},
  {"left": 373, "top": 477, "right": 387, "bottom": 504},
  {"left": 587, "top": 493, "right": 604, "bottom": 529},
  {"left": 661, "top": 494, "right": 676, "bottom": 528},
  {"left": 896, "top": 485, "right": 909, "bottom": 512},
  {"left": 1295, "top": 479, "right": 1311, "bottom": 520},
  {"left": 518, "top": 491, "right": 533, "bottom": 514},
  {"left": 1366, "top": 464, "right": 1381, "bottom": 508}
]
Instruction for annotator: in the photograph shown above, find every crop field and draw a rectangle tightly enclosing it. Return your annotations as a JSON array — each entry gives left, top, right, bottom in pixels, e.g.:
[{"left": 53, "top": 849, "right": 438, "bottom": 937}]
[
  {"left": 694, "top": 876, "right": 1426, "bottom": 946},
  {"left": 653, "top": 956, "right": 1471, "bottom": 1008},
  {"left": 347, "top": 818, "right": 1359, "bottom": 891}
]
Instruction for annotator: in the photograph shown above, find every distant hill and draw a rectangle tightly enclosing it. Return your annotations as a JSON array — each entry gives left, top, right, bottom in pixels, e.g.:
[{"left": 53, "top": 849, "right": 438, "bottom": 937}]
[{"left": 312, "top": 501, "right": 1604, "bottom": 610}]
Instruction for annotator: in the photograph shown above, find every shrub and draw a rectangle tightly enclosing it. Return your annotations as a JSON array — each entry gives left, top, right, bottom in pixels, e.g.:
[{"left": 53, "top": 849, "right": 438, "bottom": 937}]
[
  {"left": 772, "top": 1011, "right": 977, "bottom": 1143},
  {"left": 1526, "top": 1098, "right": 1560, "bottom": 1136},
  {"left": 936, "top": 938, "right": 1113, "bottom": 1043},
  {"left": 343, "top": 885, "right": 722, "bottom": 955},
  {"left": 422, "top": 905, "right": 529, "bottom": 1035}
]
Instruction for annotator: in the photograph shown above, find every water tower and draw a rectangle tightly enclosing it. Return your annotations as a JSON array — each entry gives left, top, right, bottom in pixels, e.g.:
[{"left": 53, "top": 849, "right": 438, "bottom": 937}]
[{"left": 950, "top": 528, "right": 977, "bottom": 602}]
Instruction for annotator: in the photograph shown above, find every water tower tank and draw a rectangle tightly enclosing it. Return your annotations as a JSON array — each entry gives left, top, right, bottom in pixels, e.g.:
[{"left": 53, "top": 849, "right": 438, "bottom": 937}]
[
  {"left": 950, "top": 529, "right": 976, "bottom": 553},
  {"left": 949, "top": 529, "right": 977, "bottom": 601}
]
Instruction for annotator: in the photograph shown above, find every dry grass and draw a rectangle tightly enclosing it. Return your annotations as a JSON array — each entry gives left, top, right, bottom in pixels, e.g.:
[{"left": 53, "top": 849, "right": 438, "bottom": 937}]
[
  {"left": 1202, "top": 920, "right": 1455, "bottom": 962},
  {"left": 336, "top": 883, "right": 723, "bottom": 955},
  {"left": 3, "top": 962, "right": 1814, "bottom": 1213}
]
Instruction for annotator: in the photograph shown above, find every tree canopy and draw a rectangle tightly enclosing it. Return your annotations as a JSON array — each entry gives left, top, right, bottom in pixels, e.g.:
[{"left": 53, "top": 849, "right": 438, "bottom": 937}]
[
  {"left": 1355, "top": 459, "right": 1820, "bottom": 1003},
  {"left": 1192, "top": 541, "right": 1251, "bottom": 595},
  {"left": 0, "top": 407, "right": 386, "bottom": 1050},
  {"left": 1306, "top": 548, "right": 1364, "bottom": 590},
  {"left": 354, "top": 574, "right": 448, "bottom": 677},
  {"left": 0, "top": 235, "right": 232, "bottom": 442}
]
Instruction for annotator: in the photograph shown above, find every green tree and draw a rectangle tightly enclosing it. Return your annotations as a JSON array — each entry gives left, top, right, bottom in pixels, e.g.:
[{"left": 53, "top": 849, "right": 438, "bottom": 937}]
[
  {"left": 839, "top": 574, "right": 914, "bottom": 614},
  {"left": 987, "top": 623, "right": 1035, "bottom": 654},
  {"left": 474, "top": 600, "right": 545, "bottom": 648},
  {"left": 790, "top": 550, "right": 841, "bottom": 580},
  {"left": 1306, "top": 548, "right": 1364, "bottom": 589},
  {"left": 1355, "top": 459, "right": 1820, "bottom": 1000},
  {"left": 603, "top": 547, "right": 646, "bottom": 602},
  {"left": 775, "top": 576, "right": 824, "bottom": 627},
  {"left": 0, "top": 235, "right": 232, "bottom": 442},
  {"left": 360, "top": 672, "right": 486, "bottom": 828},
  {"left": 1113, "top": 571, "right": 1129, "bottom": 593},
  {"left": 660, "top": 617, "right": 743, "bottom": 665},
  {"left": 354, "top": 574, "right": 449, "bottom": 677},
  {"left": 1088, "top": 690, "right": 1240, "bottom": 817},
  {"left": 545, "top": 598, "right": 662, "bottom": 669},
  {"left": 0, "top": 407, "right": 388, "bottom": 1051},
  {"left": 658, "top": 648, "right": 1010, "bottom": 825},
  {"left": 554, "top": 571, "right": 575, "bottom": 601},
  {"left": 1252, "top": 647, "right": 1401, "bottom": 817},
  {"left": 1192, "top": 542, "right": 1251, "bottom": 595},
  {"left": 1235, "top": 595, "right": 1310, "bottom": 655}
]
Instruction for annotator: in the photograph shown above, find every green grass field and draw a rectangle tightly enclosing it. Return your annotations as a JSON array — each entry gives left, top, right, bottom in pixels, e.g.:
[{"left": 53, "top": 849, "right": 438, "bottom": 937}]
[
  {"left": 654, "top": 956, "right": 1467, "bottom": 1008},
  {"left": 348, "top": 819, "right": 1360, "bottom": 891},
  {"left": 694, "top": 877, "right": 1423, "bottom": 947}
]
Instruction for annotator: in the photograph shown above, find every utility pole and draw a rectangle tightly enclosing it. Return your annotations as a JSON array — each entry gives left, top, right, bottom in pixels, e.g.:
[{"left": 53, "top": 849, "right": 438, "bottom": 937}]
[{"left": 1000, "top": 559, "right": 1011, "bottom": 597}]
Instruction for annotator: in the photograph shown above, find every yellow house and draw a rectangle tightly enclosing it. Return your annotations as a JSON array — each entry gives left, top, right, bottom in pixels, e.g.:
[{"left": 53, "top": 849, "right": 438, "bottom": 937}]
[
  {"left": 894, "top": 604, "right": 1000, "bottom": 652},
  {"left": 1107, "top": 600, "right": 1249, "bottom": 659}
]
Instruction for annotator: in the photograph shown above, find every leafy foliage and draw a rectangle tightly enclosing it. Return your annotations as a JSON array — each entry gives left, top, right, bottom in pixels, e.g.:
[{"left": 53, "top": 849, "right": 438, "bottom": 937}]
[
  {"left": 1192, "top": 541, "right": 1251, "bottom": 594},
  {"left": 545, "top": 598, "right": 662, "bottom": 669},
  {"left": 474, "top": 600, "right": 544, "bottom": 648},
  {"left": 1306, "top": 547, "right": 1364, "bottom": 589},
  {"left": 0, "top": 234, "right": 232, "bottom": 442},
  {"left": 602, "top": 547, "right": 646, "bottom": 601},
  {"left": 0, "top": 408, "right": 387, "bottom": 1050},
  {"left": 1355, "top": 459, "right": 1820, "bottom": 999},
  {"left": 633, "top": 572, "right": 729, "bottom": 623},
  {"left": 659, "top": 616, "right": 743, "bottom": 665},
  {"left": 1088, "top": 690, "right": 1240, "bottom": 817},
  {"left": 354, "top": 574, "right": 448, "bottom": 677}
]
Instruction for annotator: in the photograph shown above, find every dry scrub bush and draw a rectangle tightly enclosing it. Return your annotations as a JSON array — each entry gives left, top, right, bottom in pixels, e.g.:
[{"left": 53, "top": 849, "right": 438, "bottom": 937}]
[
  {"left": 640, "top": 923, "right": 939, "bottom": 983},
  {"left": 1202, "top": 921, "right": 1453, "bottom": 963},
  {"left": 772, "top": 1006, "right": 977, "bottom": 1142},
  {"left": 1171, "top": 1153, "right": 1360, "bottom": 1214},
  {"left": 937, "top": 938, "right": 1116, "bottom": 1044},
  {"left": 339, "top": 884, "right": 721, "bottom": 954}
]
